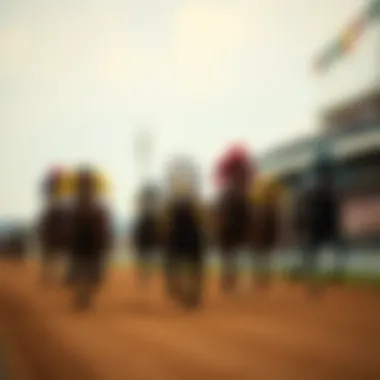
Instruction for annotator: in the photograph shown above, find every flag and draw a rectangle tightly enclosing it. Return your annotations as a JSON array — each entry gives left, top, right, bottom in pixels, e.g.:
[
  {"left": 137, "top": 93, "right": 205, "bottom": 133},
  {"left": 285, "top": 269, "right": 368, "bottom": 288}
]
[
  {"left": 341, "top": 13, "right": 366, "bottom": 53},
  {"left": 315, "top": 42, "right": 341, "bottom": 73},
  {"left": 313, "top": 56, "right": 324, "bottom": 73},
  {"left": 312, "top": 0, "right": 377, "bottom": 75},
  {"left": 367, "top": 0, "right": 380, "bottom": 20}
]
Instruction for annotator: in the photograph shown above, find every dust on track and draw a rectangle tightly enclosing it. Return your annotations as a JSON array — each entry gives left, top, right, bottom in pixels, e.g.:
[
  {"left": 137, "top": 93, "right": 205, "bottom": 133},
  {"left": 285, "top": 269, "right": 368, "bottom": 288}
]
[{"left": 1, "top": 260, "right": 380, "bottom": 380}]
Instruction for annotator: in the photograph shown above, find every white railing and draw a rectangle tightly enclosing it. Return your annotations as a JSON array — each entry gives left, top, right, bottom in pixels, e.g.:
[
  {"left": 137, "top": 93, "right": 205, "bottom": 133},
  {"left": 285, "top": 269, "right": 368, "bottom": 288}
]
[{"left": 261, "top": 125, "right": 380, "bottom": 177}]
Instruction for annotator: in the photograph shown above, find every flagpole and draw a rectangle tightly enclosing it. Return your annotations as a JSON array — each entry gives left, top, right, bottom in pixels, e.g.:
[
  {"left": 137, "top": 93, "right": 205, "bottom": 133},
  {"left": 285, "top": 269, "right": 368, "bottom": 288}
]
[{"left": 135, "top": 124, "right": 153, "bottom": 190}]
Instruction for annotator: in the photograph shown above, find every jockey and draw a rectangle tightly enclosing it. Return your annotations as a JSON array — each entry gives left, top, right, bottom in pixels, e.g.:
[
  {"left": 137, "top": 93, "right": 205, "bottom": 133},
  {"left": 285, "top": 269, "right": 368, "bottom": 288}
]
[
  {"left": 250, "top": 174, "right": 288, "bottom": 218},
  {"left": 161, "top": 155, "right": 207, "bottom": 308},
  {"left": 249, "top": 174, "right": 287, "bottom": 285},
  {"left": 38, "top": 166, "right": 73, "bottom": 285},
  {"left": 68, "top": 166, "right": 112, "bottom": 309},
  {"left": 213, "top": 142, "right": 256, "bottom": 292},
  {"left": 132, "top": 183, "right": 161, "bottom": 288},
  {"left": 64, "top": 167, "right": 110, "bottom": 287},
  {"left": 294, "top": 150, "right": 345, "bottom": 291}
]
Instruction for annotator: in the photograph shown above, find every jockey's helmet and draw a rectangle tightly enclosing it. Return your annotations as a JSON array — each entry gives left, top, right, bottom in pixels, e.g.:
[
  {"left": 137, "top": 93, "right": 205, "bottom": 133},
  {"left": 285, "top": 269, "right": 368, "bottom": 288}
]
[
  {"left": 73, "top": 166, "right": 109, "bottom": 197},
  {"left": 214, "top": 143, "right": 254, "bottom": 188},
  {"left": 166, "top": 156, "right": 199, "bottom": 198}
]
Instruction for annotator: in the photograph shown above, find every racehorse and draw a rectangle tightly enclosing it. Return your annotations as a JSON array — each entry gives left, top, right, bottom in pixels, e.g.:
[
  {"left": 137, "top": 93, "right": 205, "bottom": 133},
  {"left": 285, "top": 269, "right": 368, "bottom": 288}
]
[
  {"left": 132, "top": 184, "right": 161, "bottom": 289},
  {"left": 214, "top": 181, "right": 253, "bottom": 292},
  {"left": 68, "top": 167, "right": 112, "bottom": 310},
  {"left": 213, "top": 144, "right": 255, "bottom": 292},
  {"left": 250, "top": 175, "right": 287, "bottom": 286},
  {"left": 160, "top": 157, "right": 208, "bottom": 309},
  {"left": 38, "top": 168, "right": 72, "bottom": 286},
  {"left": 293, "top": 157, "right": 346, "bottom": 294}
]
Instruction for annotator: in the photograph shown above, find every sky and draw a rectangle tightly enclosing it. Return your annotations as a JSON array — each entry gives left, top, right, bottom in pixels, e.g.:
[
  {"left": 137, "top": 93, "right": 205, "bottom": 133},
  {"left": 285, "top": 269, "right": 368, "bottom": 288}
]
[{"left": 0, "top": 0, "right": 373, "bottom": 220}]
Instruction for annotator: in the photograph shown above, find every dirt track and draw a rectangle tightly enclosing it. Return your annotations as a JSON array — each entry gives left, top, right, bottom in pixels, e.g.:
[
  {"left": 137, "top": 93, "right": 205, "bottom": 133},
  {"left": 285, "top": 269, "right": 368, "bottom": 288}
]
[{"left": 1, "top": 260, "right": 380, "bottom": 380}]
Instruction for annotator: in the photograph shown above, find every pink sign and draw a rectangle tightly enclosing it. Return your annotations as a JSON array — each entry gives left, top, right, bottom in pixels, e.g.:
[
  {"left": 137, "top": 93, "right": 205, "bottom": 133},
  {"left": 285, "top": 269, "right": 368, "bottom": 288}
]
[{"left": 342, "top": 195, "right": 380, "bottom": 237}]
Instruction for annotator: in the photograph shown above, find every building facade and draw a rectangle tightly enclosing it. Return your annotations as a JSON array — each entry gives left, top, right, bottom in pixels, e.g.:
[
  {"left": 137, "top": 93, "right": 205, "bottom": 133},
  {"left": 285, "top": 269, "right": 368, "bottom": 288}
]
[
  {"left": 259, "top": 2, "right": 380, "bottom": 247},
  {"left": 259, "top": 120, "right": 380, "bottom": 247}
]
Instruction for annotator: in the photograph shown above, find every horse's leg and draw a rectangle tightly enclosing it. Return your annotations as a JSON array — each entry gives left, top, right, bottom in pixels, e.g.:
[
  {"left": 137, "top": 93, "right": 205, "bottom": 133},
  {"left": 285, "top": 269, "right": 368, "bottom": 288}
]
[
  {"left": 220, "top": 247, "right": 238, "bottom": 293},
  {"left": 180, "top": 257, "right": 191, "bottom": 307},
  {"left": 183, "top": 253, "right": 204, "bottom": 309},
  {"left": 290, "top": 244, "right": 303, "bottom": 281},
  {"left": 93, "top": 252, "right": 107, "bottom": 290},
  {"left": 64, "top": 251, "right": 76, "bottom": 286},
  {"left": 177, "top": 253, "right": 193, "bottom": 306},
  {"left": 292, "top": 235, "right": 312, "bottom": 281},
  {"left": 73, "top": 255, "right": 96, "bottom": 310},
  {"left": 87, "top": 253, "right": 105, "bottom": 305},
  {"left": 164, "top": 250, "right": 180, "bottom": 300},
  {"left": 142, "top": 249, "right": 154, "bottom": 288},
  {"left": 301, "top": 240, "right": 323, "bottom": 295},
  {"left": 194, "top": 254, "right": 205, "bottom": 304},
  {"left": 72, "top": 256, "right": 85, "bottom": 309},
  {"left": 331, "top": 237, "right": 348, "bottom": 284},
  {"left": 40, "top": 247, "right": 54, "bottom": 285},
  {"left": 135, "top": 247, "right": 150, "bottom": 289},
  {"left": 163, "top": 250, "right": 172, "bottom": 296},
  {"left": 253, "top": 248, "right": 271, "bottom": 287}
]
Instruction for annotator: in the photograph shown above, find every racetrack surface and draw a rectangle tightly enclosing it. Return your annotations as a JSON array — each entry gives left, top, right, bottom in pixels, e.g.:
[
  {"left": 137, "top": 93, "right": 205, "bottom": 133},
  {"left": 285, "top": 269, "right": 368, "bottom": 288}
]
[{"left": 1, "top": 260, "right": 380, "bottom": 380}]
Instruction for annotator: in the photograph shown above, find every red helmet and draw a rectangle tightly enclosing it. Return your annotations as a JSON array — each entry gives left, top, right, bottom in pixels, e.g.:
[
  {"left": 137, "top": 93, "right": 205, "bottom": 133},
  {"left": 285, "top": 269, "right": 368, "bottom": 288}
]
[{"left": 214, "top": 143, "right": 255, "bottom": 187}]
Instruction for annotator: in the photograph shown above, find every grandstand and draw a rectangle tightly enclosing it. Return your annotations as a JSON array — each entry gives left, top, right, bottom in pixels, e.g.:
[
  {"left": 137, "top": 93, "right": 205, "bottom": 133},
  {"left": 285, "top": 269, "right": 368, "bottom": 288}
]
[{"left": 259, "top": 1, "right": 380, "bottom": 248}]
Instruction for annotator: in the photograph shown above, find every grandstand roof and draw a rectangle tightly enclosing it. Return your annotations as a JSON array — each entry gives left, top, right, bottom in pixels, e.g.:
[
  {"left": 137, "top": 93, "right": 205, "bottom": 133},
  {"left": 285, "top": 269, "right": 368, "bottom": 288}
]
[{"left": 259, "top": 123, "right": 380, "bottom": 177}]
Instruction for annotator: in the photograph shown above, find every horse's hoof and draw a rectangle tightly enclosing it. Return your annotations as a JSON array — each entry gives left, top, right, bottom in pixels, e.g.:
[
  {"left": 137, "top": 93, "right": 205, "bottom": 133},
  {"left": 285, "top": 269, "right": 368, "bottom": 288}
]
[
  {"left": 307, "top": 285, "right": 323, "bottom": 299},
  {"left": 64, "top": 278, "right": 76, "bottom": 287},
  {"left": 167, "top": 287, "right": 180, "bottom": 299},
  {"left": 221, "top": 283, "right": 236, "bottom": 293},
  {"left": 255, "top": 277, "right": 271, "bottom": 288},
  {"left": 39, "top": 278, "right": 52, "bottom": 287},
  {"left": 330, "top": 275, "right": 344, "bottom": 285},
  {"left": 73, "top": 299, "right": 91, "bottom": 311},
  {"left": 73, "top": 290, "right": 92, "bottom": 311},
  {"left": 183, "top": 296, "right": 202, "bottom": 310}
]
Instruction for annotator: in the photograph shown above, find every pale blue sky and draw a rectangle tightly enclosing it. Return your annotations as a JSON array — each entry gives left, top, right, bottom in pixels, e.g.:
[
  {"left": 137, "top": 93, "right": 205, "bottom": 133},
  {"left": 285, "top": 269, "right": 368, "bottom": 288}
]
[{"left": 0, "top": 0, "right": 374, "bottom": 219}]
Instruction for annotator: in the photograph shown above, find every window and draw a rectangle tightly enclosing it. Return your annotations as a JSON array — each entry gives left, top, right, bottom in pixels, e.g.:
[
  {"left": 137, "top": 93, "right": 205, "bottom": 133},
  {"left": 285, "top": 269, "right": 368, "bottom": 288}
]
[{"left": 323, "top": 90, "right": 380, "bottom": 133}]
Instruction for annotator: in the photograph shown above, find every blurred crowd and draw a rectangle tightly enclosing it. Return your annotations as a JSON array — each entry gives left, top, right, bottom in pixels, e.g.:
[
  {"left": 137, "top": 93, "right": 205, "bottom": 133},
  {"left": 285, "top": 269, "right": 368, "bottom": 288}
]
[{"left": 0, "top": 143, "right": 346, "bottom": 310}]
